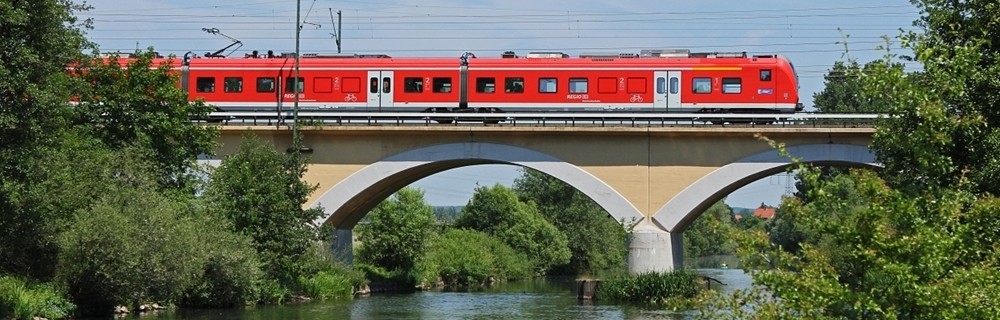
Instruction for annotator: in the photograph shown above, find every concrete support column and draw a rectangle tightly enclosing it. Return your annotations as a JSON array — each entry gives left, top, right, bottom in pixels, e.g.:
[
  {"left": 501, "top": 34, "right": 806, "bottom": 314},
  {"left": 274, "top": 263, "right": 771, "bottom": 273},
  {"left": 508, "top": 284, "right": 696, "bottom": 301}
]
[
  {"left": 627, "top": 222, "right": 683, "bottom": 274},
  {"left": 330, "top": 228, "right": 353, "bottom": 266}
]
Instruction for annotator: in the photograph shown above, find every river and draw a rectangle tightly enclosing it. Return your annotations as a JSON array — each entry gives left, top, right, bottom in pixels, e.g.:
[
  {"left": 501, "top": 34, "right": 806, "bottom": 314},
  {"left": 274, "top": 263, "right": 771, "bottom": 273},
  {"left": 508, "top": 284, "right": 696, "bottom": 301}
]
[{"left": 128, "top": 269, "right": 751, "bottom": 320}]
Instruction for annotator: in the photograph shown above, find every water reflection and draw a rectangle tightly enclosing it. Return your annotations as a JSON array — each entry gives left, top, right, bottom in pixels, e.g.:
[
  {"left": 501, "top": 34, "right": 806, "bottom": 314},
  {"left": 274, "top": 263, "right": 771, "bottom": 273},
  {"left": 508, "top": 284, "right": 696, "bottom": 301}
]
[{"left": 129, "top": 269, "right": 751, "bottom": 320}]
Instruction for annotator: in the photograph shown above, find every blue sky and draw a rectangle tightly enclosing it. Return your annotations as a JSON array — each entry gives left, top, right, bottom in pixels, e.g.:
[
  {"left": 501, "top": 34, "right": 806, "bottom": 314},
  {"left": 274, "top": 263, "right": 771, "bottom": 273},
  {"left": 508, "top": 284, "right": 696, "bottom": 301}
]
[{"left": 78, "top": 0, "right": 921, "bottom": 208}]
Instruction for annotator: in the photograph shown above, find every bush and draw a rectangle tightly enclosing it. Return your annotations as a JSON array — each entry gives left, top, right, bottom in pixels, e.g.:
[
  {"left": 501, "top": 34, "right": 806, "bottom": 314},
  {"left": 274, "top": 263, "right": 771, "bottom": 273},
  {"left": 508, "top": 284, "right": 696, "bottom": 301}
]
[
  {"left": 180, "top": 230, "right": 262, "bottom": 308},
  {"left": 299, "top": 271, "right": 354, "bottom": 300},
  {"left": 56, "top": 186, "right": 211, "bottom": 315},
  {"left": 355, "top": 187, "right": 436, "bottom": 273},
  {"left": 296, "top": 241, "right": 364, "bottom": 300},
  {"left": 418, "top": 229, "right": 532, "bottom": 287},
  {"left": 596, "top": 271, "right": 701, "bottom": 305},
  {"left": 456, "top": 185, "right": 571, "bottom": 274},
  {"left": 355, "top": 264, "right": 417, "bottom": 292},
  {"left": 0, "top": 276, "right": 75, "bottom": 320},
  {"left": 298, "top": 241, "right": 367, "bottom": 293}
]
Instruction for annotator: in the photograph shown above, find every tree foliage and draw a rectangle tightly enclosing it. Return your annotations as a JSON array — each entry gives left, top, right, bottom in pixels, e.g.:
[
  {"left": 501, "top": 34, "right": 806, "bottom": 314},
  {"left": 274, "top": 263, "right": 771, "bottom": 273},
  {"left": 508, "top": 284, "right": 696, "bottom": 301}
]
[
  {"left": 418, "top": 229, "right": 532, "bottom": 287},
  {"left": 456, "top": 184, "right": 571, "bottom": 274},
  {"left": 53, "top": 150, "right": 211, "bottom": 315},
  {"left": 868, "top": 0, "right": 1000, "bottom": 196},
  {"left": 512, "top": 169, "right": 627, "bottom": 275},
  {"left": 0, "top": 0, "right": 90, "bottom": 182},
  {"left": 710, "top": 168, "right": 1000, "bottom": 319},
  {"left": 356, "top": 187, "right": 437, "bottom": 272},
  {"left": 683, "top": 201, "right": 735, "bottom": 261},
  {"left": 710, "top": 2, "right": 1000, "bottom": 312},
  {"left": 812, "top": 60, "right": 902, "bottom": 114},
  {"left": 0, "top": 1, "right": 357, "bottom": 314},
  {"left": 73, "top": 50, "right": 217, "bottom": 190},
  {"left": 0, "top": 0, "right": 92, "bottom": 280},
  {"left": 202, "top": 134, "right": 323, "bottom": 287}
]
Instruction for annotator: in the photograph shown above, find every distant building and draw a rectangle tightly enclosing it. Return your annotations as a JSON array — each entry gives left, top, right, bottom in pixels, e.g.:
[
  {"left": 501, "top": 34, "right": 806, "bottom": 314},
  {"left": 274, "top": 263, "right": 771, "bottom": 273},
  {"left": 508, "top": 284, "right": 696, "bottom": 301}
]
[
  {"left": 752, "top": 203, "right": 776, "bottom": 220},
  {"left": 733, "top": 203, "right": 778, "bottom": 221}
]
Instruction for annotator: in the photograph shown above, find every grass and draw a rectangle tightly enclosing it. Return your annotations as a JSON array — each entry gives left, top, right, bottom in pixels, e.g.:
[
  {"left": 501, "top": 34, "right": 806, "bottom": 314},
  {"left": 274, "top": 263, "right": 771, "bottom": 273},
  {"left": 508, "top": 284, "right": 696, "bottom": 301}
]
[
  {"left": 0, "top": 276, "right": 75, "bottom": 320},
  {"left": 299, "top": 271, "right": 355, "bottom": 300},
  {"left": 595, "top": 270, "right": 702, "bottom": 306}
]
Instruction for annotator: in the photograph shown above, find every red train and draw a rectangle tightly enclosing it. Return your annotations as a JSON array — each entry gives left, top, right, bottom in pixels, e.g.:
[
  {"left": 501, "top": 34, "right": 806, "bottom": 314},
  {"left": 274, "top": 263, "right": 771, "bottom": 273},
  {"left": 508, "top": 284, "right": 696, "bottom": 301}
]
[{"left": 159, "top": 49, "right": 801, "bottom": 115}]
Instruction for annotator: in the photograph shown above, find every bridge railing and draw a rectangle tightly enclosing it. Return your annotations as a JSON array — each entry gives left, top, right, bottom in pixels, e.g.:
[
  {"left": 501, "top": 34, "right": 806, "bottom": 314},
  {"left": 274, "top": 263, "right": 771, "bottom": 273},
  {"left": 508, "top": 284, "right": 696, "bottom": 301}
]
[{"left": 202, "top": 112, "right": 882, "bottom": 128}]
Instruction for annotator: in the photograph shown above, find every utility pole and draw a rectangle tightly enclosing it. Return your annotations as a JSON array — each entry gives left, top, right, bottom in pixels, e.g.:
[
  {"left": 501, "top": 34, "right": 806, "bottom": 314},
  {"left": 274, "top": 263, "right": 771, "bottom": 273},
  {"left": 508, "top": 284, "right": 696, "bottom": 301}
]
[
  {"left": 293, "top": 0, "right": 302, "bottom": 149},
  {"left": 329, "top": 8, "right": 342, "bottom": 53},
  {"left": 784, "top": 173, "right": 794, "bottom": 195}
]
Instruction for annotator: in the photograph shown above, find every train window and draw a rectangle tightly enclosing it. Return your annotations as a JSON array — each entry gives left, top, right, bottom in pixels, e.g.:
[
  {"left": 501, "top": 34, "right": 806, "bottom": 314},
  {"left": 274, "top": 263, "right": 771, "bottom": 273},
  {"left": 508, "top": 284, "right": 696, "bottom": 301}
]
[
  {"left": 314, "top": 77, "right": 333, "bottom": 93},
  {"left": 433, "top": 77, "right": 452, "bottom": 93},
  {"left": 343, "top": 77, "right": 361, "bottom": 93},
  {"left": 692, "top": 78, "right": 711, "bottom": 93},
  {"left": 669, "top": 77, "right": 679, "bottom": 94},
  {"left": 598, "top": 77, "right": 617, "bottom": 94},
  {"left": 760, "top": 69, "right": 772, "bottom": 81},
  {"left": 404, "top": 78, "right": 423, "bottom": 93},
  {"left": 627, "top": 77, "right": 646, "bottom": 94},
  {"left": 539, "top": 78, "right": 557, "bottom": 93},
  {"left": 382, "top": 77, "right": 391, "bottom": 93},
  {"left": 722, "top": 78, "right": 742, "bottom": 94},
  {"left": 476, "top": 77, "right": 496, "bottom": 93},
  {"left": 656, "top": 77, "right": 666, "bottom": 94},
  {"left": 286, "top": 77, "right": 304, "bottom": 93},
  {"left": 196, "top": 77, "right": 215, "bottom": 93},
  {"left": 256, "top": 77, "right": 275, "bottom": 93},
  {"left": 569, "top": 78, "right": 588, "bottom": 93},
  {"left": 224, "top": 77, "right": 242, "bottom": 93},
  {"left": 370, "top": 77, "right": 378, "bottom": 93},
  {"left": 505, "top": 77, "right": 524, "bottom": 93}
]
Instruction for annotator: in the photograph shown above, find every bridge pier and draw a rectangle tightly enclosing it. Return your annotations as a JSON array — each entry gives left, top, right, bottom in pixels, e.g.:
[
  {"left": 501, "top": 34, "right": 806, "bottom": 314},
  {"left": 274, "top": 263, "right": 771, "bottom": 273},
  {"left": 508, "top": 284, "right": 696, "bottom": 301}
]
[
  {"left": 330, "top": 228, "right": 354, "bottom": 266},
  {"left": 627, "top": 221, "right": 683, "bottom": 274}
]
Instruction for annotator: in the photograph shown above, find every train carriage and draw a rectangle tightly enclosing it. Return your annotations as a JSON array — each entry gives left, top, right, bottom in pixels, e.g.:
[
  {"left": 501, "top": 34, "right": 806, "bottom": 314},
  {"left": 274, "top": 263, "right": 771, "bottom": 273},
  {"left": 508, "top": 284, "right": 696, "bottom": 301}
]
[{"left": 164, "top": 49, "right": 801, "bottom": 115}]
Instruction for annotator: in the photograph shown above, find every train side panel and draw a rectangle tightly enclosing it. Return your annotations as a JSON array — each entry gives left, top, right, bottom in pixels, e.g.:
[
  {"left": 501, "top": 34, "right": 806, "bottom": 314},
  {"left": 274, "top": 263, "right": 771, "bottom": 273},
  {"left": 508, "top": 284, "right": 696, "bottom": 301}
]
[{"left": 175, "top": 53, "right": 799, "bottom": 114}]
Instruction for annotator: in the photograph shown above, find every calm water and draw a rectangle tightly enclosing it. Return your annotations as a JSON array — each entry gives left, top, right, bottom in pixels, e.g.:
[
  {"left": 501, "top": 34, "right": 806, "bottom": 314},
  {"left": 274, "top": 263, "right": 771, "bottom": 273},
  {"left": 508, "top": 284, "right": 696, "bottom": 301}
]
[{"left": 127, "top": 269, "right": 751, "bottom": 320}]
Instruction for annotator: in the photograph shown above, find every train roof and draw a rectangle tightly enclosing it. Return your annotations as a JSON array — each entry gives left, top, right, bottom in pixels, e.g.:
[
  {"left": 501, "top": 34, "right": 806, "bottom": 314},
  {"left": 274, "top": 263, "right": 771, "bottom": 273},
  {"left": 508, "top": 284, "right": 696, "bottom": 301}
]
[{"left": 176, "top": 50, "right": 792, "bottom": 69}]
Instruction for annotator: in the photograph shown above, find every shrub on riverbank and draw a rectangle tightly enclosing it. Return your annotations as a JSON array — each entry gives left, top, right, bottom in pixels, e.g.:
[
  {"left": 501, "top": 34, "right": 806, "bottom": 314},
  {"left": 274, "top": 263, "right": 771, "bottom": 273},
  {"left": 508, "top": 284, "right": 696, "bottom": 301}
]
[
  {"left": 299, "top": 271, "right": 354, "bottom": 300},
  {"left": 179, "top": 230, "right": 263, "bottom": 308},
  {"left": 0, "top": 276, "right": 74, "bottom": 320},
  {"left": 418, "top": 229, "right": 532, "bottom": 287},
  {"left": 56, "top": 181, "right": 212, "bottom": 316},
  {"left": 596, "top": 271, "right": 702, "bottom": 305},
  {"left": 296, "top": 243, "right": 366, "bottom": 299}
]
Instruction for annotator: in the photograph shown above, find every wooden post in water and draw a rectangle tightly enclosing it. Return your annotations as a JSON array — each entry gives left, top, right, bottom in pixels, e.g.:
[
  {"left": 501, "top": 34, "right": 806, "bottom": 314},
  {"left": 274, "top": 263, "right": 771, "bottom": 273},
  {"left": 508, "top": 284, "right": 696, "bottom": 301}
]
[{"left": 577, "top": 279, "right": 600, "bottom": 300}]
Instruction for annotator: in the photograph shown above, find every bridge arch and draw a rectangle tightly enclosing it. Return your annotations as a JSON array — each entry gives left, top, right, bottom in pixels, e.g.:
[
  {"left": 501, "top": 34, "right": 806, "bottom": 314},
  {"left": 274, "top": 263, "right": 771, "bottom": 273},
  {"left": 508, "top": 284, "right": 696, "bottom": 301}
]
[
  {"left": 653, "top": 143, "right": 879, "bottom": 233},
  {"left": 311, "top": 142, "right": 643, "bottom": 229}
]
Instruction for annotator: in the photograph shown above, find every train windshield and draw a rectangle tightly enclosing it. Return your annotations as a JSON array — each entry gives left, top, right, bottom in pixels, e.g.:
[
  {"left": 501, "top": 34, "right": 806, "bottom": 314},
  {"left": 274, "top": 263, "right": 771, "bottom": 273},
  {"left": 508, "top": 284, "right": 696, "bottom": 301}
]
[{"left": 788, "top": 59, "right": 800, "bottom": 90}]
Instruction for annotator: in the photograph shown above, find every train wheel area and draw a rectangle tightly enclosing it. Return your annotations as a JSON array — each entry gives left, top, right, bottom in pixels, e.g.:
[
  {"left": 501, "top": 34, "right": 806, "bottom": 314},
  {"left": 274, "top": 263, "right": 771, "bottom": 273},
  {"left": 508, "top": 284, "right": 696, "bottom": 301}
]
[{"left": 423, "top": 107, "right": 507, "bottom": 124}]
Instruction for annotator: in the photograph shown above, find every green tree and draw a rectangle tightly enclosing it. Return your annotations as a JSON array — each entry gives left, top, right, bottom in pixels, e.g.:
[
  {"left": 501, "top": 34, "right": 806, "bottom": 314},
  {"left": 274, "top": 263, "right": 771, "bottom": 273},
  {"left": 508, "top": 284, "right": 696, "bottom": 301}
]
[
  {"left": 53, "top": 149, "right": 229, "bottom": 316},
  {"left": 202, "top": 134, "right": 323, "bottom": 287},
  {"left": 456, "top": 184, "right": 571, "bottom": 274},
  {"left": 418, "top": 229, "right": 532, "bottom": 287},
  {"left": 0, "top": 0, "right": 92, "bottom": 279},
  {"left": 707, "top": 168, "right": 1000, "bottom": 319},
  {"left": 868, "top": 0, "right": 1000, "bottom": 196},
  {"left": 812, "top": 60, "right": 903, "bottom": 114},
  {"left": 513, "top": 169, "right": 627, "bottom": 275},
  {"left": 73, "top": 50, "right": 217, "bottom": 190},
  {"left": 773, "top": 169, "right": 866, "bottom": 254},
  {"left": 0, "top": 0, "right": 90, "bottom": 181},
  {"left": 683, "top": 201, "right": 734, "bottom": 260},
  {"left": 356, "top": 187, "right": 436, "bottom": 272},
  {"left": 733, "top": 214, "right": 766, "bottom": 231}
]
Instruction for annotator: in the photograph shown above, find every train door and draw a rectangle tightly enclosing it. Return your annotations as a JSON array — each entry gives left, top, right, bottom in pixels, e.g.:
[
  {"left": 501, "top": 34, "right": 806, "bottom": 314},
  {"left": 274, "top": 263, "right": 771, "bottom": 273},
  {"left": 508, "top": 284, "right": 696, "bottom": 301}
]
[
  {"left": 667, "top": 71, "right": 681, "bottom": 109},
  {"left": 366, "top": 71, "right": 394, "bottom": 110},
  {"left": 653, "top": 71, "right": 682, "bottom": 111}
]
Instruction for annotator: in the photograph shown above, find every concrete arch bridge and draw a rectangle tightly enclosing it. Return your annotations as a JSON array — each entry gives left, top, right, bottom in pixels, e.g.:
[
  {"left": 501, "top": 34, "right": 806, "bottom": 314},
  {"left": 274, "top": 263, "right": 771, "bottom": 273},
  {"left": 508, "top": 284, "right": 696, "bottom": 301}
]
[{"left": 213, "top": 125, "right": 876, "bottom": 273}]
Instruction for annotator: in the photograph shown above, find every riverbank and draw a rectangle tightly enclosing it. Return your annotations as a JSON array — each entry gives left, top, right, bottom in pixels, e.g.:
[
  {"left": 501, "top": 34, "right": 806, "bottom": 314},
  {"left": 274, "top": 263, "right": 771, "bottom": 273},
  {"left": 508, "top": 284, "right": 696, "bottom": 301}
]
[{"left": 113, "top": 270, "right": 750, "bottom": 320}]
